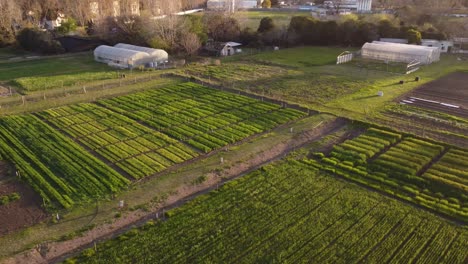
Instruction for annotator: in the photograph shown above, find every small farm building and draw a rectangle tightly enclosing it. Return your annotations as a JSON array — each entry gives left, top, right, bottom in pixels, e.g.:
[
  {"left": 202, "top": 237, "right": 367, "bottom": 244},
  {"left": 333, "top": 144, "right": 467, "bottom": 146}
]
[
  {"left": 114, "top": 43, "right": 169, "bottom": 65},
  {"left": 361, "top": 42, "right": 440, "bottom": 64},
  {"left": 204, "top": 41, "right": 242, "bottom": 56}
]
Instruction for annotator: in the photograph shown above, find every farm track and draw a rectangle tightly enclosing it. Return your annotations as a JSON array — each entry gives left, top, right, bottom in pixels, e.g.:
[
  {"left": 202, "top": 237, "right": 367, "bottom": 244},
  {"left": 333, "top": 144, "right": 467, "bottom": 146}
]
[{"left": 4, "top": 115, "right": 347, "bottom": 264}]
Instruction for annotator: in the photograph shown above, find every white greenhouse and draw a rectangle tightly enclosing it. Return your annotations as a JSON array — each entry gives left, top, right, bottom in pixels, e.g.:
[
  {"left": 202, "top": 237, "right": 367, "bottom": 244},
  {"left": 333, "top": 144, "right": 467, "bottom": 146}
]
[
  {"left": 114, "top": 43, "right": 169, "bottom": 65},
  {"left": 361, "top": 42, "right": 440, "bottom": 65},
  {"left": 94, "top": 45, "right": 152, "bottom": 68}
]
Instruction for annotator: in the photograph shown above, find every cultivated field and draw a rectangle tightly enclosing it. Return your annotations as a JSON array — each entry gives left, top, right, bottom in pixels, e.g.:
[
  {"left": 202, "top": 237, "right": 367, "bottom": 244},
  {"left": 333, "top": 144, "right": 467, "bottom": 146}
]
[
  {"left": 397, "top": 72, "right": 468, "bottom": 118},
  {"left": 0, "top": 45, "right": 467, "bottom": 263},
  {"left": 307, "top": 127, "right": 468, "bottom": 221},
  {"left": 0, "top": 82, "right": 305, "bottom": 212},
  {"left": 70, "top": 160, "right": 468, "bottom": 263}
]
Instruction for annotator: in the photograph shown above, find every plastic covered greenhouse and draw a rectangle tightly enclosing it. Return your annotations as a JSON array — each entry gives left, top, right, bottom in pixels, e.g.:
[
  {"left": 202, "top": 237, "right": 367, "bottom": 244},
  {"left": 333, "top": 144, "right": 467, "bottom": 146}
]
[
  {"left": 361, "top": 42, "right": 440, "bottom": 65},
  {"left": 114, "top": 43, "right": 169, "bottom": 64},
  {"left": 94, "top": 45, "right": 151, "bottom": 68}
]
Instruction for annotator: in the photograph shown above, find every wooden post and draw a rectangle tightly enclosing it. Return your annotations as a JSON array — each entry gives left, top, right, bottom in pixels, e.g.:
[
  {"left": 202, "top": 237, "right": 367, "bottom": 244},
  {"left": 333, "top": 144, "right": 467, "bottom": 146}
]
[
  {"left": 22, "top": 96, "right": 25, "bottom": 105},
  {"left": 83, "top": 87, "right": 87, "bottom": 93}
]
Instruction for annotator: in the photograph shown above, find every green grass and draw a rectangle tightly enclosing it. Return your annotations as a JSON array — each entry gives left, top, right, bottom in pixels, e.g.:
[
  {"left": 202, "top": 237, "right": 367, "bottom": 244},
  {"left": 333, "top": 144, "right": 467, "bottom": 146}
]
[
  {"left": 248, "top": 46, "right": 347, "bottom": 67},
  {"left": 69, "top": 159, "right": 468, "bottom": 263},
  {"left": 0, "top": 53, "right": 109, "bottom": 82},
  {"left": 233, "top": 10, "right": 312, "bottom": 29}
]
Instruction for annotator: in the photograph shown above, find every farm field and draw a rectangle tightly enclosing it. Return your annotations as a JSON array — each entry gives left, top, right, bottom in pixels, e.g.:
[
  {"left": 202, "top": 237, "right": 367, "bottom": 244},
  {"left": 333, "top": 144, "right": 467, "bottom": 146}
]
[
  {"left": 0, "top": 115, "right": 130, "bottom": 209},
  {"left": 70, "top": 160, "right": 468, "bottom": 263},
  {"left": 0, "top": 114, "right": 336, "bottom": 260},
  {"left": 307, "top": 127, "right": 468, "bottom": 222},
  {"left": 184, "top": 46, "right": 468, "bottom": 147},
  {"left": 396, "top": 71, "right": 468, "bottom": 118},
  {"left": 0, "top": 53, "right": 149, "bottom": 93},
  {"left": 0, "top": 81, "right": 304, "bottom": 208},
  {"left": 96, "top": 82, "right": 306, "bottom": 153}
]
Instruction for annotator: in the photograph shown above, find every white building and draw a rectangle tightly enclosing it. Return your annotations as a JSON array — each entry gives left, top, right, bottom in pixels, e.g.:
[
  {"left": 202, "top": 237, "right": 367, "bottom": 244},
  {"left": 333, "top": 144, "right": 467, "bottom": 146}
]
[
  {"left": 324, "top": 0, "right": 372, "bottom": 12},
  {"left": 207, "top": 0, "right": 261, "bottom": 10}
]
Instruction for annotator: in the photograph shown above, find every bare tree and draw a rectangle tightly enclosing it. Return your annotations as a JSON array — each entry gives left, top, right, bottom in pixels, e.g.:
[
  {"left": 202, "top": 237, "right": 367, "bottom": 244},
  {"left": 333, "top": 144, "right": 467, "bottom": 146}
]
[{"left": 180, "top": 32, "right": 201, "bottom": 55}]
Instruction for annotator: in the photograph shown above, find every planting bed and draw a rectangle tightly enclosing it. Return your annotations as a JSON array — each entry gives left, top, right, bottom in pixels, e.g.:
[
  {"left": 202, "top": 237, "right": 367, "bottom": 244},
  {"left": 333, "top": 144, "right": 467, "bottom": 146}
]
[
  {"left": 38, "top": 103, "right": 199, "bottom": 179},
  {"left": 97, "top": 82, "right": 306, "bottom": 153},
  {"left": 0, "top": 162, "right": 47, "bottom": 235},
  {"left": 307, "top": 128, "right": 468, "bottom": 222},
  {"left": 0, "top": 115, "right": 130, "bottom": 209}
]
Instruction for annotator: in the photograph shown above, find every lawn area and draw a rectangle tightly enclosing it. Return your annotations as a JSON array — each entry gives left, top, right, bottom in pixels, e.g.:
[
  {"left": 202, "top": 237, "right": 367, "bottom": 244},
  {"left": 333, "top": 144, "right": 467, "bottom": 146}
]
[
  {"left": 247, "top": 46, "right": 348, "bottom": 67},
  {"left": 0, "top": 53, "right": 131, "bottom": 93},
  {"left": 233, "top": 10, "right": 312, "bottom": 29}
]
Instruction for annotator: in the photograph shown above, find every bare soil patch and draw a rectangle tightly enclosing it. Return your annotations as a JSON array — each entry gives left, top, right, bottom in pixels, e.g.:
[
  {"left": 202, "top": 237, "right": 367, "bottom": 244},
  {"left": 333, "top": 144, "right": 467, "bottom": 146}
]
[
  {"left": 4, "top": 117, "right": 346, "bottom": 264},
  {"left": 0, "top": 162, "right": 48, "bottom": 236},
  {"left": 398, "top": 72, "right": 468, "bottom": 118}
]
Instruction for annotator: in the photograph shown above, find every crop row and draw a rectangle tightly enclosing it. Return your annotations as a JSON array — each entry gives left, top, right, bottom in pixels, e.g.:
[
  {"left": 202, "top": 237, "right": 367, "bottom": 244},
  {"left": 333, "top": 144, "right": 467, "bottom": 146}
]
[
  {"left": 369, "top": 138, "right": 444, "bottom": 183},
  {"left": 330, "top": 128, "right": 399, "bottom": 164},
  {"left": 39, "top": 103, "right": 199, "bottom": 179},
  {"left": 70, "top": 160, "right": 468, "bottom": 263},
  {"left": 0, "top": 115, "right": 129, "bottom": 209},
  {"left": 422, "top": 148, "right": 468, "bottom": 201},
  {"left": 308, "top": 128, "right": 467, "bottom": 222}
]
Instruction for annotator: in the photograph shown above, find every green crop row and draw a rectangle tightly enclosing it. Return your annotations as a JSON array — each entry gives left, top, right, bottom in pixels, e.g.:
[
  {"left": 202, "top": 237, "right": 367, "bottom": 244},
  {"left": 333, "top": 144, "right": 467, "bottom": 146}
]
[
  {"left": 70, "top": 160, "right": 468, "bottom": 263},
  {"left": 0, "top": 115, "right": 129, "bottom": 209}
]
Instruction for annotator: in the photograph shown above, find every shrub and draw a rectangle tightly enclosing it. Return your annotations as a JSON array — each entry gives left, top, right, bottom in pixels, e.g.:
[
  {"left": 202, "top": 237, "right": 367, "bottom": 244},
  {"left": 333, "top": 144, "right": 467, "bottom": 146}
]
[{"left": 16, "top": 28, "right": 64, "bottom": 54}]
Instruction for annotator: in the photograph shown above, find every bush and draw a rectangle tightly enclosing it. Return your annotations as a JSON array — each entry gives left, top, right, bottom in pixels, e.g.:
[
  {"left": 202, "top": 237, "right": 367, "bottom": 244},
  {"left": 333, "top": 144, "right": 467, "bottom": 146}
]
[
  {"left": 57, "top": 18, "right": 78, "bottom": 34},
  {"left": 16, "top": 28, "right": 64, "bottom": 54}
]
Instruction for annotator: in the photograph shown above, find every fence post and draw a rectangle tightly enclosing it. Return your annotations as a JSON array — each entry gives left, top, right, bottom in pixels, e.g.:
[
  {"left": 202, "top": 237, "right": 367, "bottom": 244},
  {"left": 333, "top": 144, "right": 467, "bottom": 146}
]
[{"left": 22, "top": 96, "right": 25, "bottom": 105}]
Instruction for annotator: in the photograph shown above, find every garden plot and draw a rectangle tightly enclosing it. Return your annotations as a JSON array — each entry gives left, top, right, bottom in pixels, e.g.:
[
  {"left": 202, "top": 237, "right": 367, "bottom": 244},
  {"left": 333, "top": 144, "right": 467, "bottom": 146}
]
[
  {"left": 398, "top": 72, "right": 468, "bottom": 118},
  {"left": 38, "top": 104, "right": 199, "bottom": 180},
  {"left": 307, "top": 127, "right": 468, "bottom": 222},
  {"left": 98, "top": 82, "right": 306, "bottom": 153}
]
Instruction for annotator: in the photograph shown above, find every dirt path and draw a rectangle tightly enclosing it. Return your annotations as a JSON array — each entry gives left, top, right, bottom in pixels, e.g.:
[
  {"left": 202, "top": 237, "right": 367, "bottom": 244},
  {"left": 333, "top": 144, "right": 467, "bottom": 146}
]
[{"left": 3, "top": 117, "right": 347, "bottom": 264}]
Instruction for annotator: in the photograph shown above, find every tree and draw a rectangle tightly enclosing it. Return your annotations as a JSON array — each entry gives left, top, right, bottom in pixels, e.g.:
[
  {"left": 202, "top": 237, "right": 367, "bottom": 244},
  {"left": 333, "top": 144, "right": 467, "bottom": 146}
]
[
  {"left": 262, "top": 0, "right": 271, "bottom": 8},
  {"left": 179, "top": 32, "right": 201, "bottom": 56},
  {"left": 57, "top": 17, "right": 77, "bottom": 34},
  {"left": 407, "top": 29, "right": 422, "bottom": 44},
  {"left": 204, "top": 14, "right": 241, "bottom": 42},
  {"left": 258, "top": 17, "right": 275, "bottom": 33},
  {"left": 378, "top": 19, "right": 400, "bottom": 38}
]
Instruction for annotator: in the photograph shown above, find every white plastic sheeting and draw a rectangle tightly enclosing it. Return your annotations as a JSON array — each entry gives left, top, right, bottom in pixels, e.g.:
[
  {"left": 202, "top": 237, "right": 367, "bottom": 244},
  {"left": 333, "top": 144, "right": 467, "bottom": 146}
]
[
  {"left": 114, "top": 43, "right": 169, "bottom": 62},
  {"left": 361, "top": 42, "right": 440, "bottom": 65},
  {"left": 94, "top": 45, "right": 150, "bottom": 68}
]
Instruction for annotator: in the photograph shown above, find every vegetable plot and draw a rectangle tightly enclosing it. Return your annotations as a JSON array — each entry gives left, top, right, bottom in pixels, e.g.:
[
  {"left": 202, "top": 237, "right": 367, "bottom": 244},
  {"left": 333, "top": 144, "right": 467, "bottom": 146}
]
[
  {"left": 98, "top": 82, "right": 306, "bottom": 153},
  {"left": 308, "top": 128, "right": 468, "bottom": 222},
  {"left": 38, "top": 104, "right": 198, "bottom": 179},
  {"left": 0, "top": 115, "right": 129, "bottom": 209},
  {"left": 70, "top": 161, "right": 468, "bottom": 263}
]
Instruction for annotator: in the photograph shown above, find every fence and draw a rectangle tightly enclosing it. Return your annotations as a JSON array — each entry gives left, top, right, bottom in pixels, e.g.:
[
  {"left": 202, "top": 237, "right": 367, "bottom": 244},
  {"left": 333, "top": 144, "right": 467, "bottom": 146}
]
[
  {"left": 336, "top": 51, "right": 354, "bottom": 65},
  {"left": 0, "top": 71, "right": 166, "bottom": 109}
]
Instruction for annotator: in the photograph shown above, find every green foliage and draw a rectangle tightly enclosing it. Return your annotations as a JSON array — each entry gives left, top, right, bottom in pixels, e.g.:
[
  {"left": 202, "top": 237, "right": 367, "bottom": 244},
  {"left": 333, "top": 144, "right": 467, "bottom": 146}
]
[
  {"left": 313, "top": 127, "right": 467, "bottom": 222},
  {"left": 16, "top": 28, "right": 64, "bottom": 54},
  {"left": 0, "top": 115, "right": 129, "bottom": 209},
  {"left": 407, "top": 29, "right": 422, "bottom": 44},
  {"left": 258, "top": 17, "right": 275, "bottom": 33},
  {"left": 71, "top": 161, "right": 468, "bottom": 263},
  {"left": 57, "top": 18, "right": 78, "bottom": 34},
  {"left": 261, "top": 0, "right": 271, "bottom": 8}
]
